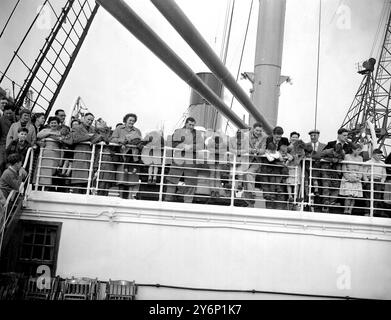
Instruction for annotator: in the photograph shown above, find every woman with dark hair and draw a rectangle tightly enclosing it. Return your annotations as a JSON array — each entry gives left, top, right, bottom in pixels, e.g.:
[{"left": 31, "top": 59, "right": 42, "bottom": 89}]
[
  {"left": 70, "top": 119, "right": 80, "bottom": 129},
  {"left": 36, "top": 116, "right": 62, "bottom": 189},
  {"left": 289, "top": 131, "right": 300, "bottom": 148},
  {"left": 111, "top": 113, "right": 142, "bottom": 199}
]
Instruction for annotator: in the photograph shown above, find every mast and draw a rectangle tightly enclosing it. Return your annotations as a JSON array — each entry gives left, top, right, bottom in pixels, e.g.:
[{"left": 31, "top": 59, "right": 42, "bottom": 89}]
[{"left": 250, "top": 0, "right": 286, "bottom": 127}]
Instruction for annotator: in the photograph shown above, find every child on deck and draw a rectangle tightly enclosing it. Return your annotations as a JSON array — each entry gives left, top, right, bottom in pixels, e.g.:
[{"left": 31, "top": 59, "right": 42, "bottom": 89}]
[
  {"left": 5, "top": 127, "right": 31, "bottom": 165},
  {"left": 141, "top": 130, "right": 165, "bottom": 185},
  {"left": 261, "top": 142, "right": 283, "bottom": 204},
  {"left": 279, "top": 144, "right": 294, "bottom": 201},
  {"left": 285, "top": 140, "right": 306, "bottom": 209}
]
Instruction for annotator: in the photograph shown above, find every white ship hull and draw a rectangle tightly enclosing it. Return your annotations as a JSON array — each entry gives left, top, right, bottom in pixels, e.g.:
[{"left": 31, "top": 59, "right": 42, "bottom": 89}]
[{"left": 19, "top": 191, "right": 391, "bottom": 299}]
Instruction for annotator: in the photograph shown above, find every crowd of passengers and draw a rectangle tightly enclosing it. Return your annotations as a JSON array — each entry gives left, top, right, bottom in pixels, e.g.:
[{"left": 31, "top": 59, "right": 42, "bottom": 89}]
[{"left": 0, "top": 96, "right": 391, "bottom": 218}]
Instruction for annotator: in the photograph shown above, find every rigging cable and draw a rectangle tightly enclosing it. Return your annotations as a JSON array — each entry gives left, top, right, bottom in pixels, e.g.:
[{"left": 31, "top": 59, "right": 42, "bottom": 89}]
[
  {"left": 215, "top": 0, "right": 236, "bottom": 130},
  {"left": 313, "top": 0, "right": 322, "bottom": 131},
  {"left": 0, "top": 0, "right": 49, "bottom": 85},
  {"left": 224, "top": 0, "right": 254, "bottom": 133},
  {"left": 370, "top": 0, "right": 389, "bottom": 58},
  {"left": 219, "top": 0, "right": 233, "bottom": 61},
  {"left": 0, "top": 0, "right": 21, "bottom": 39},
  {"left": 221, "top": 0, "right": 236, "bottom": 65}
]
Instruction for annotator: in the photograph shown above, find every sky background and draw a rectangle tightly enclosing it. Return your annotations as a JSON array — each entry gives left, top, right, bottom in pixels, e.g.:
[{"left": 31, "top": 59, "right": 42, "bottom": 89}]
[{"left": 0, "top": 0, "right": 387, "bottom": 143}]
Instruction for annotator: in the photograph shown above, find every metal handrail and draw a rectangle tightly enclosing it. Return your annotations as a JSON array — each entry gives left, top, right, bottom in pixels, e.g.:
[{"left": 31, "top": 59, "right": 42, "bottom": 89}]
[
  {"left": 28, "top": 142, "right": 391, "bottom": 217},
  {"left": 0, "top": 147, "right": 34, "bottom": 257}
]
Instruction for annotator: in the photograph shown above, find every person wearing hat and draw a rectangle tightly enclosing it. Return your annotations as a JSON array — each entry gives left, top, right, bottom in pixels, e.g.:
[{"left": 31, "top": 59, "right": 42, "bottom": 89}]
[
  {"left": 307, "top": 129, "right": 326, "bottom": 154},
  {"left": 305, "top": 129, "right": 326, "bottom": 211},
  {"left": 363, "top": 148, "right": 387, "bottom": 217}
]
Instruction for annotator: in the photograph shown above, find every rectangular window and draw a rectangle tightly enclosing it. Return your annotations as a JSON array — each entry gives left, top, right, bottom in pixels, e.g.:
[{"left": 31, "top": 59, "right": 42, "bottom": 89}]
[{"left": 2, "top": 220, "right": 62, "bottom": 276}]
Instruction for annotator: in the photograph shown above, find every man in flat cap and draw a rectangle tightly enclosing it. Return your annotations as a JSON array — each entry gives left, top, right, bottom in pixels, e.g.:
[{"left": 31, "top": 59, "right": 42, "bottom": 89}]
[
  {"left": 307, "top": 129, "right": 326, "bottom": 154},
  {"left": 306, "top": 129, "right": 326, "bottom": 211}
]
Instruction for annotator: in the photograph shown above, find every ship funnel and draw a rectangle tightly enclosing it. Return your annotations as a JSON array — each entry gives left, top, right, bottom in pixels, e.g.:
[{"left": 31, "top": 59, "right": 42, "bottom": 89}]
[
  {"left": 188, "top": 73, "right": 222, "bottom": 131},
  {"left": 151, "top": 0, "right": 273, "bottom": 134},
  {"left": 251, "top": 0, "right": 287, "bottom": 127}
]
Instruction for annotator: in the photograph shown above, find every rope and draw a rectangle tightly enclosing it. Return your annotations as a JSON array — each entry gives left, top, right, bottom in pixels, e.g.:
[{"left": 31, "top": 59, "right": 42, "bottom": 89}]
[
  {"left": 221, "top": 0, "right": 235, "bottom": 66},
  {"left": 215, "top": 0, "right": 236, "bottom": 130},
  {"left": 0, "top": 0, "right": 21, "bottom": 39},
  {"left": 224, "top": 0, "right": 253, "bottom": 133},
  {"left": 370, "top": 0, "right": 389, "bottom": 58},
  {"left": 314, "top": 0, "right": 322, "bottom": 131},
  {"left": 219, "top": 0, "right": 233, "bottom": 60}
]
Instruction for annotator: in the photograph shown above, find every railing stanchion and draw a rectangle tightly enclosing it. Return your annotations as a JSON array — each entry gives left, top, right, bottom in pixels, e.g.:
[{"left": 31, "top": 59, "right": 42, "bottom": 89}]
[
  {"left": 95, "top": 143, "right": 103, "bottom": 195},
  {"left": 35, "top": 145, "right": 44, "bottom": 191},
  {"left": 308, "top": 157, "right": 313, "bottom": 211},
  {"left": 86, "top": 143, "right": 96, "bottom": 195},
  {"left": 158, "top": 147, "right": 167, "bottom": 202},
  {"left": 230, "top": 153, "right": 237, "bottom": 207},
  {"left": 300, "top": 157, "right": 306, "bottom": 211},
  {"left": 293, "top": 165, "right": 298, "bottom": 204},
  {"left": 28, "top": 147, "right": 34, "bottom": 185},
  {"left": 370, "top": 163, "right": 374, "bottom": 217}
]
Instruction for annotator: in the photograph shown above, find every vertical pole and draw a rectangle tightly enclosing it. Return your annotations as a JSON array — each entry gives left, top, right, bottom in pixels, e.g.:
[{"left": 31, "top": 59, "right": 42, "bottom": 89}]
[
  {"left": 230, "top": 153, "right": 237, "bottom": 207},
  {"left": 95, "top": 143, "right": 103, "bottom": 195},
  {"left": 308, "top": 157, "right": 313, "bottom": 211},
  {"left": 35, "top": 146, "right": 44, "bottom": 190},
  {"left": 300, "top": 158, "right": 306, "bottom": 211},
  {"left": 293, "top": 165, "right": 298, "bottom": 203},
  {"left": 158, "top": 147, "right": 167, "bottom": 202},
  {"left": 86, "top": 143, "right": 96, "bottom": 195},
  {"left": 0, "top": 215, "right": 5, "bottom": 257},
  {"left": 28, "top": 147, "right": 34, "bottom": 184},
  {"left": 370, "top": 163, "right": 374, "bottom": 217}
]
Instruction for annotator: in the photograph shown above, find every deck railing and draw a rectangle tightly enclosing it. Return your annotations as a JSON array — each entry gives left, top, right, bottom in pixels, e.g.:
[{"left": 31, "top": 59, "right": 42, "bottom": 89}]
[{"left": 30, "top": 139, "right": 391, "bottom": 218}]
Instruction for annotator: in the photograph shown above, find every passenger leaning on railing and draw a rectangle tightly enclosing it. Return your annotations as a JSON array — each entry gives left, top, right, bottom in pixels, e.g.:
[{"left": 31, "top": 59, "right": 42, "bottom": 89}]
[
  {"left": 384, "top": 153, "right": 391, "bottom": 206},
  {"left": 205, "top": 131, "right": 230, "bottom": 198},
  {"left": 339, "top": 143, "right": 364, "bottom": 214},
  {"left": 6, "top": 108, "right": 36, "bottom": 149},
  {"left": 68, "top": 113, "right": 98, "bottom": 194},
  {"left": 235, "top": 123, "right": 267, "bottom": 206},
  {"left": 36, "top": 116, "right": 62, "bottom": 191},
  {"left": 110, "top": 113, "right": 142, "bottom": 200},
  {"left": 5, "top": 127, "right": 31, "bottom": 165},
  {"left": 164, "top": 117, "right": 204, "bottom": 204},
  {"left": 0, "top": 104, "right": 16, "bottom": 174},
  {"left": 285, "top": 140, "right": 306, "bottom": 209},
  {"left": 92, "top": 118, "right": 112, "bottom": 196},
  {"left": 228, "top": 128, "right": 250, "bottom": 194},
  {"left": 261, "top": 141, "right": 284, "bottom": 209},
  {"left": 0, "top": 153, "right": 27, "bottom": 209},
  {"left": 140, "top": 130, "right": 165, "bottom": 185},
  {"left": 56, "top": 120, "right": 79, "bottom": 180},
  {"left": 317, "top": 128, "right": 352, "bottom": 213},
  {"left": 305, "top": 129, "right": 326, "bottom": 210},
  {"left": 261, "top": 126, "right": 290, "bottom": 210},
  {"left": 363, "top": 148, "right": 387, "bottom": 217}
]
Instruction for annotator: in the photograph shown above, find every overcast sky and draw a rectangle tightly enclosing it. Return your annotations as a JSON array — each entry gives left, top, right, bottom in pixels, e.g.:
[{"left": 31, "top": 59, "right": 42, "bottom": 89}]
[{"left": 0, "top": 0, "right": 386, "bottom": 143}]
